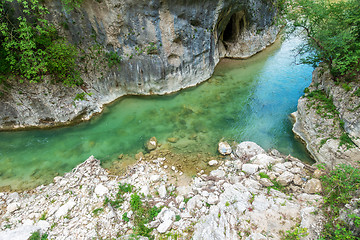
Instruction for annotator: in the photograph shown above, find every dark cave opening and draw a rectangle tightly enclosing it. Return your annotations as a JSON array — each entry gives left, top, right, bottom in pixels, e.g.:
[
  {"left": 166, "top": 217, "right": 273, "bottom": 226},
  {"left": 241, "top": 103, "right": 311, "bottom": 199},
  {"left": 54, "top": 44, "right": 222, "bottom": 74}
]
[
  {"left": 222, "top": 12, "right": 245, "bottom": 43},
  {"left": 223, "top": 15, "right": 235, "bottom": 42}
]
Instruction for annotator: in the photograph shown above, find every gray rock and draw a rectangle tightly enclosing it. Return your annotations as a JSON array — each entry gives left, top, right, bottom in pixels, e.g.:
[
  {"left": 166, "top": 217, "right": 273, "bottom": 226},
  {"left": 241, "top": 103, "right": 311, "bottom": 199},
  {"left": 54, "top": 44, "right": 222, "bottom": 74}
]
[
  {"left": 277, "top": 171, "right": 294, "bottom": 186},
  {"left": 55, "top": 199, "right": 76, "bottom": 218},
  {"left": 157, "top": 208, "right": 175, "bottom": 233},
  {"left": 273, "top": 163, "right": 287, "bottom": 174},
  {"left": 218, "top": 142, "right": 232, "bottom": 155},
  {"left": 210, "top": 169, "right": 226, "bottom": 178},
  {"left": 208, "top": 160, "right": 218, "bottom": 166},
  {"left": 293, "top": 175, "right": 304, "bottom": 186},
  {"left": 0, "top": 225, "right": 41, "bottom": 240},
  {"left": 6, "top": 202, "right": 20, "bottom": 214},
  {"left": 313, "top": 169, "right": 325, "bottom": 179},
  {"left": 94, "top": 184, "right": 108, "bottom": 196},
  {"left": 146, "top": 137, "right": 157, "bottom": 151},
  {"left": 150, "top": 174, "right": 161, "bottom": 183},
  {"left": 235, "top": 141, "right": 266, "bottom": 159},
  {"left": 7, "top": 192, "right": 20, "bottom": 203},
  {"left": 158, "top": 185, "right": 167, "bottom": 198},
  {"left": 250, "top": 154, "right": 277, "bottom": 168},
  {"left": 242, "top": 164, "right": 259, "bottom": 174},
  {"left": 1, "top": 0, "right": 279, "bottom": 130},
  {"left": 304, "top": 179, "right": 322, "bottom": 194},
  {"left": 259, "top": 178, "right": 274, "bottom": 187},
  {"left": 207, "top": 193, "right": 219, "bottom": 205}
]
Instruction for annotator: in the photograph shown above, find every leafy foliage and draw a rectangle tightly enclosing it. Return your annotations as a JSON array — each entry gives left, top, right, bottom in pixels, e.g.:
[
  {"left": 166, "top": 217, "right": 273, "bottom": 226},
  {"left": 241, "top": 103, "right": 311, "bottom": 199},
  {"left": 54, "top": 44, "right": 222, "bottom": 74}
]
[
  {"left": 0, "top": 0, "right": 81, "bottom": 86},
  {"left": 283, "top": 0, "right": 360, "bottom": 80},
  {"left": 306, "top": 90, "right": 338, "bottom": 118},
  {"left": 319, "top": 164, "right": 360, "bottom": 239},
  {"left": 281, "top": 225, "right": 308, "bottom": 240},
  {"left": 60, "top": 0, "right": 83, "bottom": 12},
  {"left": 28, "top": 231, "right": 48, "bottom": 240}
]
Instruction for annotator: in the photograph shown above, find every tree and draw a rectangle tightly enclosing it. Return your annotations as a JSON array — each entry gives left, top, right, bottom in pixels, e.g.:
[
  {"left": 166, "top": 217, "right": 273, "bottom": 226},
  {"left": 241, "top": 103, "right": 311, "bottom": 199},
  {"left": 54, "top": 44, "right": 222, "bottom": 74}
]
[
  {"left": 0, "top": 0, "right": 82, "bottom": 86},
  {"left": 283, "top": 0, "right": 360, "bottom": 80}
]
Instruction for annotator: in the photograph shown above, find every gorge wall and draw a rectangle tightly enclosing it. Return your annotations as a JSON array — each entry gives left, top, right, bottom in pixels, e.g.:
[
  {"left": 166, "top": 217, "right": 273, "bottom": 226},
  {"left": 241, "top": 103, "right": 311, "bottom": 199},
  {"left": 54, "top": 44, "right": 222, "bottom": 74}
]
[
  {"left": 0, "top": 0, "right": 279, "bottom": 130},
  {"left": 292, "top": 66, "right": 360, "bottom": 169}
]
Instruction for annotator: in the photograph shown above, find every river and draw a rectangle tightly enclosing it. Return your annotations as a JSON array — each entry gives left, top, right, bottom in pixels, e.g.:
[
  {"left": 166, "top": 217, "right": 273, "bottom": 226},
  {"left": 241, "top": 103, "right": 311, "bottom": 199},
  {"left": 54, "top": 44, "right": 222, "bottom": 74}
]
[{"left": 0, "top": 36, "right": 314, "bottom": 190}]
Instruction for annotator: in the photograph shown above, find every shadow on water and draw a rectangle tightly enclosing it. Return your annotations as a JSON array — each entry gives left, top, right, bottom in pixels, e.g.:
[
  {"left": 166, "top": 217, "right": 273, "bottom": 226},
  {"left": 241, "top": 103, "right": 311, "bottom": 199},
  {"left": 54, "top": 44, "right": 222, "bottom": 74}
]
[{"left": 0, "top": 36, "right": 314, "bottom": 190}]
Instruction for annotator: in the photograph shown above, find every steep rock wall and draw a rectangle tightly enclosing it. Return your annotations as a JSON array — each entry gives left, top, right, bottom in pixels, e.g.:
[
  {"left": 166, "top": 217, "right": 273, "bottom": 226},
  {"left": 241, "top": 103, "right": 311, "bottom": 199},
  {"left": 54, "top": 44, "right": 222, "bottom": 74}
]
[
  {"left": 0, "top": 0, "right": 279, "bottom": 130},
  {"left": 292, "top": 66, "right": 360, "bottom": 169}
]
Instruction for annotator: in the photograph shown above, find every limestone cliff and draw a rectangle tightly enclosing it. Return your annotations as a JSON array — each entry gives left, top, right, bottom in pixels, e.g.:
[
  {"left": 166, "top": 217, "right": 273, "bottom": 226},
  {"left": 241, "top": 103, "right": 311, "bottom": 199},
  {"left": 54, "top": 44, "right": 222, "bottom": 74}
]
[
  {"left": 0, "top": 0, "right": 279, "bottom": 130},
  {"left": 292, "top": 66, "right": 360, "bottom": 169}
]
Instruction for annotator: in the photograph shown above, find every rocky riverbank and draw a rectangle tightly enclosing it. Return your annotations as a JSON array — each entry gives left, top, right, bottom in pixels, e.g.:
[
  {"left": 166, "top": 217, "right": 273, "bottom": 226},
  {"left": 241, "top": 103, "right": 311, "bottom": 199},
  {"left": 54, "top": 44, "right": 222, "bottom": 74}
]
[
  {"left": 0, "top": 0, "right": 279, "bottom": 130},
  {"left": 292, "top": 65, "right": 360, "bottom": 169},
  {"left": 0, "top": 141, "right": 325, "bottom": 240}
]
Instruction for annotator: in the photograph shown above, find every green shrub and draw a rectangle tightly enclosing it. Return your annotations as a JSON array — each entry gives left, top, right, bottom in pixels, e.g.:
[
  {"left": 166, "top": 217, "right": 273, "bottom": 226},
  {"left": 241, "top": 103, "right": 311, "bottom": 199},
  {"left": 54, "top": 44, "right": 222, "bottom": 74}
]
[
  {"left": 0, "top": 0, "right": 81, "bottom": 87},
  {"left": 259, "top": 172, "right": 270, "bottom": 179},
  {"left": 281, "top": 226, "right": 308, "bottom": 240},
  {"left": 339, "top": 133, "right": 354, "bottom": 149},
  {"left": 319, "top": 164, "right": 360, "bottom": 239},
  {"left": 28, "top": 231, "right": 48, "bottom": 240}
]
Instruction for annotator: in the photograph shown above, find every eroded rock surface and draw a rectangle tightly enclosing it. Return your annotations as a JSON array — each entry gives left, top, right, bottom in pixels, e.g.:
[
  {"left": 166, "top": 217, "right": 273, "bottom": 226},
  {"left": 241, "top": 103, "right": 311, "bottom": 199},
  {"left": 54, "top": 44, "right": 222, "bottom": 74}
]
[
  {"left": 292, "top": 66, "right": 360, "bottom": 168},
  {"left": 0, "top": 0, "right": 279, "bottom": 130}
]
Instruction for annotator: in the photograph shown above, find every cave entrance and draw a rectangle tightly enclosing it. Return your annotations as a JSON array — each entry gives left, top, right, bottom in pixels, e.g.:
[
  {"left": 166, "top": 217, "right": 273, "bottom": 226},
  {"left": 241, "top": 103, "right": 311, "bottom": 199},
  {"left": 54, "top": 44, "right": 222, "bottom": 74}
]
[{"left": 221, "top": 11, "right": 246, "bottom": 44}]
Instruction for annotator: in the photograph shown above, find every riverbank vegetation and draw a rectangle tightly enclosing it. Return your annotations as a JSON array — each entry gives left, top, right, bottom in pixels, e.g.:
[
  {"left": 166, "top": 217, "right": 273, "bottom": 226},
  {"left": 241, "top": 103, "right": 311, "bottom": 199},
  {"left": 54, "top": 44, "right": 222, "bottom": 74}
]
[
  {"left": 284, "top": 0, "right": 360, "bottom": 80},
  {"left": 0, "top": 0, "right": 82, "bottom": 87}
]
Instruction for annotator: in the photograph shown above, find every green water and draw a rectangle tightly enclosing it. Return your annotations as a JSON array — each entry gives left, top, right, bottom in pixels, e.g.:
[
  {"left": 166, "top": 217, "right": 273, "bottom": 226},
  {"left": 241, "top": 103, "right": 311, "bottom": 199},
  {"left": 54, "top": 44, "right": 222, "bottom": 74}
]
[{"left": 0, "top": 37, "right": 314, "bottom": 190}]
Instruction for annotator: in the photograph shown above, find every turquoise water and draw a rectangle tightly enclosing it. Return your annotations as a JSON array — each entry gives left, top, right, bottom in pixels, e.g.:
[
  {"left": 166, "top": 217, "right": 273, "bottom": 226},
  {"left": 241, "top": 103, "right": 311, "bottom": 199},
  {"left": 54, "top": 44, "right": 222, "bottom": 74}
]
[{"left": 0, "top": 37, "right": 314, "bottom": 190}]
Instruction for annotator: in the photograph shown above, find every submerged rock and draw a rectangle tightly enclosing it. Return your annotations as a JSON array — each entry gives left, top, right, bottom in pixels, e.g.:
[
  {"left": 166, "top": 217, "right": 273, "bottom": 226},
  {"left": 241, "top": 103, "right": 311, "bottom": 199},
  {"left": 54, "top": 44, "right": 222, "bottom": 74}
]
[
  {"left": 218, "top": 142, "right": 232, "bottom": 155},
  {"left": 146, "top": 137, "right": 158, "bottom": 151}
]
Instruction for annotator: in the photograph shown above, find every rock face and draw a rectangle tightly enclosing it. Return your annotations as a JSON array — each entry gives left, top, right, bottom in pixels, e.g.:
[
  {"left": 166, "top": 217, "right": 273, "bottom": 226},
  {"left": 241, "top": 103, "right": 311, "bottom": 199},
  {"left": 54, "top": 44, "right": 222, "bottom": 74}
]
[
  {"left": 0, "top": 0, "right": 279, "bottom": 130},
  {"left": 292, "top": 66, "right": 360, "bottom": 169},
  {"left": 0, "top": 142, "right": 325, "bottom": 239}
]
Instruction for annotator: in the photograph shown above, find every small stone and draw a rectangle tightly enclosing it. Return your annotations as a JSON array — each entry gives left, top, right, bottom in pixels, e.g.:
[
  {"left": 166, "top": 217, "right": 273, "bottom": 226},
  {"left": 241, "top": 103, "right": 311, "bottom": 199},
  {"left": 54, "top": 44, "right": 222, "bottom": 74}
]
[
  {"left": 158, "top": 185, "right": 167, "bottom": 198},
  {"left": 175, "top": 195, "right": 184, "bottom": 204},
  {"left": 210, "top": 169, "right": 226, "bottom": 178},
  {"left": 289, "top": 167, "right": 302, "bottom": 174},
  {"left": 242, "top": 164, "right": 259, "bottom": 174},
  {"left": 208, "top": 160, "right": 218, "bottom": 166},
  {"left": 283, "top": 162, "right": 293, "bottom": 168},
  {"left": 167, "top": 137, "right": 178, "bottom": 143},
  {"left": 157, "top": 208, "right": 175, "bottom": 233},
  {"left": 293, "top": 175, "right": 304, "bottom": 186},
  {"left": 304, "top": 178, "right": 322, "bottom": 194},
  {"left": 150, "top": 175, "right": 161, "bottom": 182},
  {"left": 313, "top": 169, "right": 325, "bottom": 179},
  {"left": 118, "top": 154, "right": 124, "bottom": 159},
  {"left": 7, "top": 192, "right": 20, "bottom": 203},
  {"left": 135, "top": 152, "right": 144, "bottom": 161},
  {"left": 259, "top": 178, "right": 274, "bottom": 187},
  {"left": 218, "top": 141, "right": 232, "bottom": 155},
  {"left": 55, "top": 199, "right": 76, "bottom": 219},
  {"left": 6, "top": 202, "right": 20, "bottom": 213},
  {"left": 171, "top": 166, "right": 176, "bottom": 171},
  {"left": 146, "top": 137, "right": 158, "bottom": 151},
  {"left": 94, "top": 184, "right": 108, "bottom": 196},
  {"left": 207, "top": 193, "right": 219, "bottom": 205},
  {"left": 277, "top": 171, "right": 294, "bottom": 186}
]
